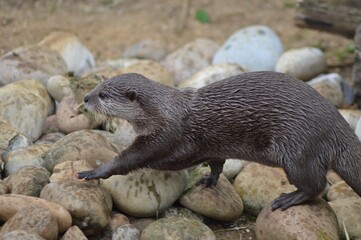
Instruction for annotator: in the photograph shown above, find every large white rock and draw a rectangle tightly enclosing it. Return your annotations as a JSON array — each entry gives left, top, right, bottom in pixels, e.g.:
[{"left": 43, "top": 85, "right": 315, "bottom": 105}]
[
  {"left": 101, "top": 169, "right": 188, "bottom": 217},
  {"left": 276, "top": 47, "right": 326, "bottom": 81},
  {"left": 0, "top": 80, "right": 54, "bottom": 141},
  {"left": 39, "top": 31, "right": 95, "bottom": 76},
  {"left": 212, "top": 25, "right": 283, "bottom": 71}
]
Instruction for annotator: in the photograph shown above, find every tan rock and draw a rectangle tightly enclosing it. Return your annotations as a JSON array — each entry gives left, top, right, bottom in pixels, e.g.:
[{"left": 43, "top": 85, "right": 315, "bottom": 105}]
[
  {"left": 330, "top": 197, "right": 361, "bottom": 239},
  {"left": 180, "top": 174, "right": 243, "bottom": 221},
  {"left": 50, "top": 160, "right": 95, "bottom": 183},
  {"left": 233, "top": 162, "right": 296, "bottom": 215},
  {"left": 40, "top": 181, "right": 112, "bottom": 235},
  {"left": 0, "top": 45, "right": 67, "bottom": 86},
  {"left": 0, "top": 205, "right": 58, "bottom": 240},
  {"left": 256, "top": 198, "right": 339, "bottom": 240},
  {"left": 140, "top": 217, "right": 215, "bottom": 240},
  {"left": 0, "top": 194, "right": 72, "bottom": 233},
  {"left": 60, "top": 226, "right": 87, "bottom": 240},
  {"left": 327, "top": 181, "right": 359, "bottom": 201},
  {"left": 4, "top": 166, "right": 50, "bottom": 197},
  {"left": 39, "top": 31, "right": 95, "bottom": 76}
]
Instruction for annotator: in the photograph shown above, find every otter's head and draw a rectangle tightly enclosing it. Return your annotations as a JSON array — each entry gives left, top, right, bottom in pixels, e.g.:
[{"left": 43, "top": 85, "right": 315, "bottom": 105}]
[{"left": 83, "top": 73, "right": 144, "bottom": 122}]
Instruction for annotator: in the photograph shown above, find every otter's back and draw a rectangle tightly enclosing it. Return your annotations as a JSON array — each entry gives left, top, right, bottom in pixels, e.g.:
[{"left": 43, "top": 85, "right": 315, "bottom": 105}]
[{"left": 190, "top": 71, "right": 353, "bottom": 158}]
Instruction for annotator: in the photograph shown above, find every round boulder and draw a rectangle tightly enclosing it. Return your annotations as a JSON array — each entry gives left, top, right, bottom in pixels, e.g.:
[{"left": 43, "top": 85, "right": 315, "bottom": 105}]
[
  {"left": 233, "top": 162, "right": 296, "bottom": 216},
  {"left": 256, "top": 198, "right": 339, "bottom": 240},
  {"left": 101, "top": 169, "right": 188, "bottom": 217},
  {"left": 40, "top": 181, "right": 112, "bottom": 235},
  {"left": 140, "top": 217, "right": 215, "bottom": 240}
]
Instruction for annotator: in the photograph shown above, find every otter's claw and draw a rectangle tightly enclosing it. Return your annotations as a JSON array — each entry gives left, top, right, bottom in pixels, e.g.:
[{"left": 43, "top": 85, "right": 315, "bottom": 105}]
[
  {"left": 76, "top": 170, "right": 100, "bottom": 180},
  {"left": 196, "top": 173, "right": 218, "bottom": 187}
]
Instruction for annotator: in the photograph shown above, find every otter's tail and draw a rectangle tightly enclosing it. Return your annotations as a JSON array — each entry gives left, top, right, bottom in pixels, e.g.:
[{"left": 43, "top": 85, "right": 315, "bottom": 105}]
[{"left": 332, "top": 151, "right": 361, "bottom": 197}]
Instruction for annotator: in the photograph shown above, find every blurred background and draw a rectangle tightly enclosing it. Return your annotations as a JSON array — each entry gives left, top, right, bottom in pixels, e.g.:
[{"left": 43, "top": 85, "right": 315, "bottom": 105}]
[{"left": 0, "top": 0, "right": 354, "bottom": 70}]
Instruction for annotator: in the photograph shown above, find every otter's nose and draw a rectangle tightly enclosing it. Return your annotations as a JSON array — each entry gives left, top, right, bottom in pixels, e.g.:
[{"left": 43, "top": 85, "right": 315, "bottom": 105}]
[{"left": 84, "top": 94, "right": 90, "bottom": 103}]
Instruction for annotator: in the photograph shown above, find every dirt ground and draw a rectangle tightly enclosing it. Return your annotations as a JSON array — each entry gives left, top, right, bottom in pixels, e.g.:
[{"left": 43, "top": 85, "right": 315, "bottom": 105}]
[{"left": 0, "top": 0, "right": 356, "bottom": 239}]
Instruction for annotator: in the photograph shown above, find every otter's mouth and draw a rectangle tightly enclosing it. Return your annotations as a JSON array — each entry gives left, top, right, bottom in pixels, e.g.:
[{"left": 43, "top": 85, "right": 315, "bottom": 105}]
[{"left": 84, "top": 102, "right": 95, "bottom": 113}]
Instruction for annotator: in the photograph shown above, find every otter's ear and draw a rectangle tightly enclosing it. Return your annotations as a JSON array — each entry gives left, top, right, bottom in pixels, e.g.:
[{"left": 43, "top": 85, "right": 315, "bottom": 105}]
[{"left": 125, "top": 89, "right": 138, "bottom": 102}]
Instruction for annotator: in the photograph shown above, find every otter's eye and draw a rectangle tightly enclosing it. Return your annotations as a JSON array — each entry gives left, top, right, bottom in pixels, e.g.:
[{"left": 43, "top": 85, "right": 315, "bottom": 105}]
[{"left": 98, "top": 92, "right": 106, "bottom": 100}]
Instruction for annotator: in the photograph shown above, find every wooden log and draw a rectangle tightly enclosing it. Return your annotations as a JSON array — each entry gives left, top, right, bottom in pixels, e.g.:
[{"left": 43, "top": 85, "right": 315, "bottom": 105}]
[{"left": 296, "top": 0, "right": 361, "bottom": 38}]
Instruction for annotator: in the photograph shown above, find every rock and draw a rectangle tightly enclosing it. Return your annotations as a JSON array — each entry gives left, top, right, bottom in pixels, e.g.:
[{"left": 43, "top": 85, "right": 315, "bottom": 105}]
[
  {"left": 130, "top": 218, "right": 155, "bottom": 233},
  {"left": 140, "top": 217, "right": 216, "bottom": 240},
  {"left": 3, "top": 144, "right": 52, "bottom": 177},
  {"left": 276, "top": 47, "right": 326, "bottom": 81},
  {"left": 38, "top": 130, "right": 119, "bottom": 172},
  {"left": 161, "top": 207, "right": 203, "bottom": 223},
  {"left": 123, "top": 39, "right": 168, "bottom": 61},
  {"left": 327, "top": 171, "right": 343, "bottom": 184},
  {"left": 0, "top": 121, "right": 20, "bottom": 151},
  {"left": 0, "top": 79, "right": 54, "bottom": 141},
  {"left": 178, "top": 63, "right": 245, "bottom": 88},
  {"left": 4, "top": 166, "right": 50, "bottom": 196},
  {"left": 222, "top": 159, "right": 243, "bottom": 180},
  {"left": 339, "top": 109, "right": 361, "bottom": 130},
  {"left": 101, "top": 169, "right": 188, "bottom": 217},
  {"left": 327, "top": 181, "right": 359, "bottom": 201},
  {"left": 57, "top": 95, "right": 100, "bottom": 133},
  {"left": 0, "top": 180, "right": 7, "bottom": 195},
  {"left": 112, "top": 224, "right": 140, "bottom": 240},
  {"left": 213, "top": 25, "right": 283, "bottom": 72},
  {"left": 39, "top": 31, "right": 95, "bottom": 76},
  {"left": 162, "top": 38, "right": 220, "bottom": 85},
  {"left": 2, "top": 132, "right": 32, "bottom": 153},
  {"left": 50, "top": 160, "right": 95, "bottom": 183},
  {"left": 0, "top": 194, "right": 71, "bottom": 233},
  {"left": 60, "top": 226, "right": 87, "bottom": 240},
  {"left": 180, "top": 174, "right": 243, "bottom": 221},
  {"left": 233, "top": 162, "right": 296, "bottom": 216},
  {"left": 46, "top": 75, "right": 72, "bottom": 103},
  {"left": 0, "top": 231, "right": 45, "bottom": 240},
  {"left": 96, "top": 59, "right": 173, "bottom": 86},
  {"left": 35, "top": 132, "right": 65, "bottom": 145},
  {"left": 256, "top": 198, "right": 339, "bottom": 240},
  {"left": 0, "top": 45, "right": 67, "bottom": 86},
  {"left": 107, "top": 212, "right": 129, "bottom": 233},
  {"left": 308, "top": 73, "right": 344, "bottom": 107},
  {"left": 112, "top": 119, "right": 137, "bottom": 148},
  {"left": 44, "top": 115, "right": 61, "bottom": 133},
  {"left": 95, "top": 58, "right": 141, "bottom": 74},
  {"left": 354, "top": 118, "right": 361, "bottom": 141},
  {"left": 40, "top": 181, "right": 112, "bottom": 235},
  {"left": 120, "top": 60, "right": 174, "bottom": 86},
  {"left": 329, "top": 197, "right": 361, "bottom": 239},
  {"left": 0, "top": 205, "right": 58, "bottom": 240}
]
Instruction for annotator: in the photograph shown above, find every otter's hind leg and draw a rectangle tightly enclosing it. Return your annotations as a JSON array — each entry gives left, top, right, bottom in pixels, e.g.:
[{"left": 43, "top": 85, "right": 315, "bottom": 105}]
[
  {"left": 196, "top": 159, "right": 225, "bottom": 187},
  {"left": 272, "top": 161, "right": 327, "bottom": 211}
]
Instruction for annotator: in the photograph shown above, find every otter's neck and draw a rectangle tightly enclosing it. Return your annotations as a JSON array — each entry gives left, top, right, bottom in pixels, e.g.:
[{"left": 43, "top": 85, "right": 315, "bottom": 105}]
[{"left": 131, "top": 86, "right": 194, "bottom": 136}]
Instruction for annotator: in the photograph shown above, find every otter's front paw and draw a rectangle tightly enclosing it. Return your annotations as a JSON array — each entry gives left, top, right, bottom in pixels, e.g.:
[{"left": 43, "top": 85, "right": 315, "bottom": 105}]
[
  {"left": 195, "top": 173, "right": 218, "bottom": 187},
  {"left": 76, "top": 170, "right": 101, "bottom": 180}
]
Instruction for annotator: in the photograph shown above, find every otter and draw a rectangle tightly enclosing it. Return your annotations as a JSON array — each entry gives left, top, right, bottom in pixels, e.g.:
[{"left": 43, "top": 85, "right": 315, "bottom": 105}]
[{"left": 76, "top": 71, "right": 361, "bottom": 210}]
